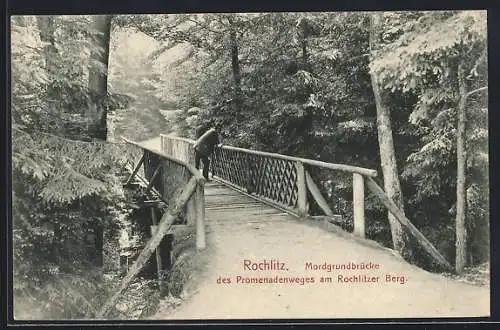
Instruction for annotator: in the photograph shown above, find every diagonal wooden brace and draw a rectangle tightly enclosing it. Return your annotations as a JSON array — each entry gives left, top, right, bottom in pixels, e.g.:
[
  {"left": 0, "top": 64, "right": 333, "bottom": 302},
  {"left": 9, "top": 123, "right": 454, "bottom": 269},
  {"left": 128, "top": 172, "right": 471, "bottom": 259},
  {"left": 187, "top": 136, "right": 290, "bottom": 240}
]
[
  {"left": 144, "top": 163, "right": 162, "bottom": 196},
  {"left": 132, "top": 173, "right": 165, "bottom": 203},
  {"left": 305, "top": 170, "right": 334, "bottom": 217},
  {"left": 124, "top": 154, "right": 145, "bottom": 186},
  {"left": 96, "top": 177, "right": 199, "bottom": 319},
  {"left": 365, "top": 177, "right": 453, "bottom": 272}
]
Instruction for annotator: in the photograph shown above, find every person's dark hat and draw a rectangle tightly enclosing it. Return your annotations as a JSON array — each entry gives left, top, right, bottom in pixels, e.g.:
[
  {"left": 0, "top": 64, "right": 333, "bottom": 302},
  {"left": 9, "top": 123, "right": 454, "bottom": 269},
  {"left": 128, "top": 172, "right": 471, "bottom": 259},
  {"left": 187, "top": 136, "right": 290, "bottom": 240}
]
[{"left": 187, "top": 107, "right": 201, "bottom": 116}]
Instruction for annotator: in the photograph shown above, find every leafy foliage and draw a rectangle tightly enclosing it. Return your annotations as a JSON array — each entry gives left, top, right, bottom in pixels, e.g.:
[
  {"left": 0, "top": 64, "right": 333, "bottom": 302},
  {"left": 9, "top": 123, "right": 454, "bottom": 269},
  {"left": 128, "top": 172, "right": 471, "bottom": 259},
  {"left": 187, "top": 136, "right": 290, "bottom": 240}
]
[
  {"left": 127, "top": 11, "right": 488, "bottom": 268},
  {"left": 371, "top": 10, "right": 488, "bottom": 263},
  {"left": 11, "top": 15, "right": 134, "bottom": 319}
]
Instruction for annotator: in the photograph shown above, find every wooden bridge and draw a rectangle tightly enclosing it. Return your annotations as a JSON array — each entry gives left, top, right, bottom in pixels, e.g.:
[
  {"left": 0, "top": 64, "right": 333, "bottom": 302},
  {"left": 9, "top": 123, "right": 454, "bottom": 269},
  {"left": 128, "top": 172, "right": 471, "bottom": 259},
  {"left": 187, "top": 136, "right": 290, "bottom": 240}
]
[{"left": 96, "top": 134, "right": 489, "bottom": 319}]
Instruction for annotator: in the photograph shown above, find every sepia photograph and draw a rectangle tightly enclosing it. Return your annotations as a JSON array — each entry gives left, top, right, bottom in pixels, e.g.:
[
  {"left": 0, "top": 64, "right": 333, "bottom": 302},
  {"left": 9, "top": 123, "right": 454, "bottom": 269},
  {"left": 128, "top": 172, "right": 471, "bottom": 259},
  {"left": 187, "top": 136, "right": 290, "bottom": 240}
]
[{"left": 10, "top": 10, "right": 489, "bottom": 321}]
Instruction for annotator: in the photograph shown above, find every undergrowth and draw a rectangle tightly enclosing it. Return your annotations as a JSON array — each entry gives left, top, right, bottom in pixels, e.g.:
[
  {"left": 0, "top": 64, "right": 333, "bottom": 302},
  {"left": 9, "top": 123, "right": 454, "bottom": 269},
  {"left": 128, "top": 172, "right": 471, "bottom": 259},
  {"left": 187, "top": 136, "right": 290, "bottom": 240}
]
[
  {"left": 442, "top": 261, "right": 490, "bottom": 287},
  {"left": 151, "top": 227, "right": 212, "bottom": 318},
  {"left": 13, "top": 268, "right": 114, "bottom": 320}
]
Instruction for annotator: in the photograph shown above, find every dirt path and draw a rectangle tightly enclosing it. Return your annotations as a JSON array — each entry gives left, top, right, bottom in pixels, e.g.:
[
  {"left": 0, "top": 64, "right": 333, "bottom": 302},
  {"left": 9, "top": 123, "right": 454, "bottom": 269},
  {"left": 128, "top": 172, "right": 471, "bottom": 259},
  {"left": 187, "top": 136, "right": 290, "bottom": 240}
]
[{"left": 152, "top": 182, "right": 490, "bottom": 320}]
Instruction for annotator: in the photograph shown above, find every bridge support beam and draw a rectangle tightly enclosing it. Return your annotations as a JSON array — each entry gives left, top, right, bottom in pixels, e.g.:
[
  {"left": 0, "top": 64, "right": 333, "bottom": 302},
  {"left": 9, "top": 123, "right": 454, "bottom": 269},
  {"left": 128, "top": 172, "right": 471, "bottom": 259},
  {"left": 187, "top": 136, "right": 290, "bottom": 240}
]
[
  {"left": 305, "top": 170, "right": 334, "bottom": 216},
  {"left": 150, "top": 208, "right": 167, "bottom": 296},
  {"left": 144, "top": 163, "right": 162, "bottom": 196},
  {"left": 352, "top": 173, "right": 365, "bottom": 238}
]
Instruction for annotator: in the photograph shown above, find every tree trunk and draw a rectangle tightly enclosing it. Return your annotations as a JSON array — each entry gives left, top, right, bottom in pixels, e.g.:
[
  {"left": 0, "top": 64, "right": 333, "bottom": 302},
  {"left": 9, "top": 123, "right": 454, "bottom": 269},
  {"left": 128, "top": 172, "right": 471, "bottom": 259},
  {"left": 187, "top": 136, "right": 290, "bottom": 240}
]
[
  {"left": 301, "top": 39, "right": 309, "bottom": 70},
  {"left": 227, "top": 16, "right": 243, "bottom": 125},
  {"left": 229, "top": 22, "right": 241, "bottom": 90},
  {"left": 36, "top": 16, "right": 57, "bottom": 70},
  {"left": 455, "top": 61, "right": 468, "bottom": 273},
  {"left": 297, "top": 17, "right": 310, "bottom": 71},
  {"left": 369, "top": 13, "right": 409, "bottom": 255},
  {"left": 36, "top": 16, "right": 59, "bottom": 102},
  {"left": 87, "top": 15, "right": 112, "bottom": 141},
  {"left": 87, "top": 15, "right": 112, "bottom": 268}
]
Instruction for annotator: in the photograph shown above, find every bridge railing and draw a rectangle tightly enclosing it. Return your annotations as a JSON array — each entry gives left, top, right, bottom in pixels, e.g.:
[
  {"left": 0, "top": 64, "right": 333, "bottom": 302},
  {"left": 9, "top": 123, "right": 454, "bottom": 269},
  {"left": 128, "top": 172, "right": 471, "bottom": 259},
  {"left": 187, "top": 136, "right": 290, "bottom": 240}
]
[
  {"left": 211, "top": 145, "right": 377, "bottom": 238},
  {"left": 122, "top": 136, "right": 205, "bottom": 249},
  {"left": 159, "top": 134, "right": 203, "bottom": 226},
  {"left": 158, "top": 134, "right": 377, "bottom": 237},
  {"left": 98, "top": 136, "right": 206, "bottom": 318},
  {"left": 159, "top": 134, "right": 453, "bottom": 272},
  {"left": 160, "top": 135, "right": 196, "bottom": 165}
]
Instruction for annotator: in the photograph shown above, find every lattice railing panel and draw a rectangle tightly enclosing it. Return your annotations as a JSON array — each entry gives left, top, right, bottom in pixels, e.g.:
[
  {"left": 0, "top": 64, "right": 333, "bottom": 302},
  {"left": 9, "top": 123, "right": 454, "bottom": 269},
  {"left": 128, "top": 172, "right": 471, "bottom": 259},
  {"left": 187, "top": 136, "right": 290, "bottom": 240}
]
[{"left": 212, "top": 147, "right": 299, "bottom": 212}]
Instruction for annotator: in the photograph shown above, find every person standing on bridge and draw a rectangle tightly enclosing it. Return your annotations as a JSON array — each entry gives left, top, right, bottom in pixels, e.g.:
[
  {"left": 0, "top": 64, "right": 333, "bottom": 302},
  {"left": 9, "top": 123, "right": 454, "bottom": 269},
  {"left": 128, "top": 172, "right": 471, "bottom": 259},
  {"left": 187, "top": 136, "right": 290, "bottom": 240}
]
[{"left": 193, "top": 113, "right": 222, "bottom": 181}]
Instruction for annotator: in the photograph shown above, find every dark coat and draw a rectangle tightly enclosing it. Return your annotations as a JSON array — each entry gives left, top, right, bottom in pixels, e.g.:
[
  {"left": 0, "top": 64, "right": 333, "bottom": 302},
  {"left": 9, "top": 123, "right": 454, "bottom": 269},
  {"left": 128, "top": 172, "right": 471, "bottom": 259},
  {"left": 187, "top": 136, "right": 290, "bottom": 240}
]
[{"left": 195, "top": 124, "right": 219, "bottom": 156}]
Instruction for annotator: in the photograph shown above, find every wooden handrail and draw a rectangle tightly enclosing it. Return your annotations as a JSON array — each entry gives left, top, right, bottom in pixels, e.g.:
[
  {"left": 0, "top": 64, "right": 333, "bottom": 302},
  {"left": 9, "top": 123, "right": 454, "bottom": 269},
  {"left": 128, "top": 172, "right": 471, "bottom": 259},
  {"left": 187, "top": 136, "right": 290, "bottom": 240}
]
[
  {"left": 217, "top": 145, "right": 378, "bottom": 177},
  {"left": 161, "top": 134, "right": 377, "bottom": 177},
  {"left": 159, "top": 134, "right": 195, "bottom": 144},
  {"left": 159, "top": 135, "right": 374, "bottom": 239},
  {"left": 121, "top": 136, "right": 205, "bottom": 182}
]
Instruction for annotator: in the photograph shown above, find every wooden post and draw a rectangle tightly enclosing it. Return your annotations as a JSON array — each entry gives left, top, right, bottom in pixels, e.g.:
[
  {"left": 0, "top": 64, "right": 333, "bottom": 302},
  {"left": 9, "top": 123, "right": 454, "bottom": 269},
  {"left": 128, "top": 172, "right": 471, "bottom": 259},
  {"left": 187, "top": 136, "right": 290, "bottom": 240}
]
[
  {"left": 352, "top": 173, "right": 365, "bottom": 238},
  {"left": 195, "top": 183, "right": 206, "bottom": 251},
  {"left": 296, "top": 161, "right": 308, "bottom": 217},
  {"left": 186, "top": 194, "right": 197, "bottom": 226},
  {"left": 150, "top": 208, "right": 165, "bottom": 295},
  {"left": 188, "top": 144, "right": 196, "bottom": 167}
]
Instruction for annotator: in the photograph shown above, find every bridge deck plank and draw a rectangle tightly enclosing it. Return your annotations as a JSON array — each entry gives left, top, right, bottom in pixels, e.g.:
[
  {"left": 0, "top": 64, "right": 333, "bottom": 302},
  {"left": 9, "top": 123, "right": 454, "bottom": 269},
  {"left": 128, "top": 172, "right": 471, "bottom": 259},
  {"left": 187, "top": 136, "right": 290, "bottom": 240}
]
[{"left": 204, "top": 181, "right": 286, "bottom": 226}]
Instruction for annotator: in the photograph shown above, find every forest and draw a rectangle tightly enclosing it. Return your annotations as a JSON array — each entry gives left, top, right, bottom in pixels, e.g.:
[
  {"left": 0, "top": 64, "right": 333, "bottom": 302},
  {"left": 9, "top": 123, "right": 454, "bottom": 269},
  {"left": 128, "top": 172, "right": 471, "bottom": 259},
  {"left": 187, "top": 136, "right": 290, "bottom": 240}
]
[{"left": 11, "top": 11, "right": 488, "bottom": 319}]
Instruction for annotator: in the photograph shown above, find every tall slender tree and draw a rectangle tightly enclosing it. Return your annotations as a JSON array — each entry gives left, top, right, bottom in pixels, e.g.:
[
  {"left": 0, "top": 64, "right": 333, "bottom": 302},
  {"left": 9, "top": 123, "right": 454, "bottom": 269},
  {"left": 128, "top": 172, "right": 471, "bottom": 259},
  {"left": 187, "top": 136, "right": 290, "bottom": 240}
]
[
  {"left": 87, "top": 15, "right": 113, "bottom": 141},
  {"left": 368, "top": 12, "right": 409, "bottom": 255},
  {"left": 296, "top": 17, "right": 311, "bottom": 72},
  {"left": 36, "top": 16, "right": 58, "bottom": 98},
  {"left": 87, "top": 15, "right": 113, "bottom": 267},
  {"left": 454, "top": 61, "right": 468, "bottom": 273},
  {"left": 370, "top": 11, "right": 487, "bottom": 271}
]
